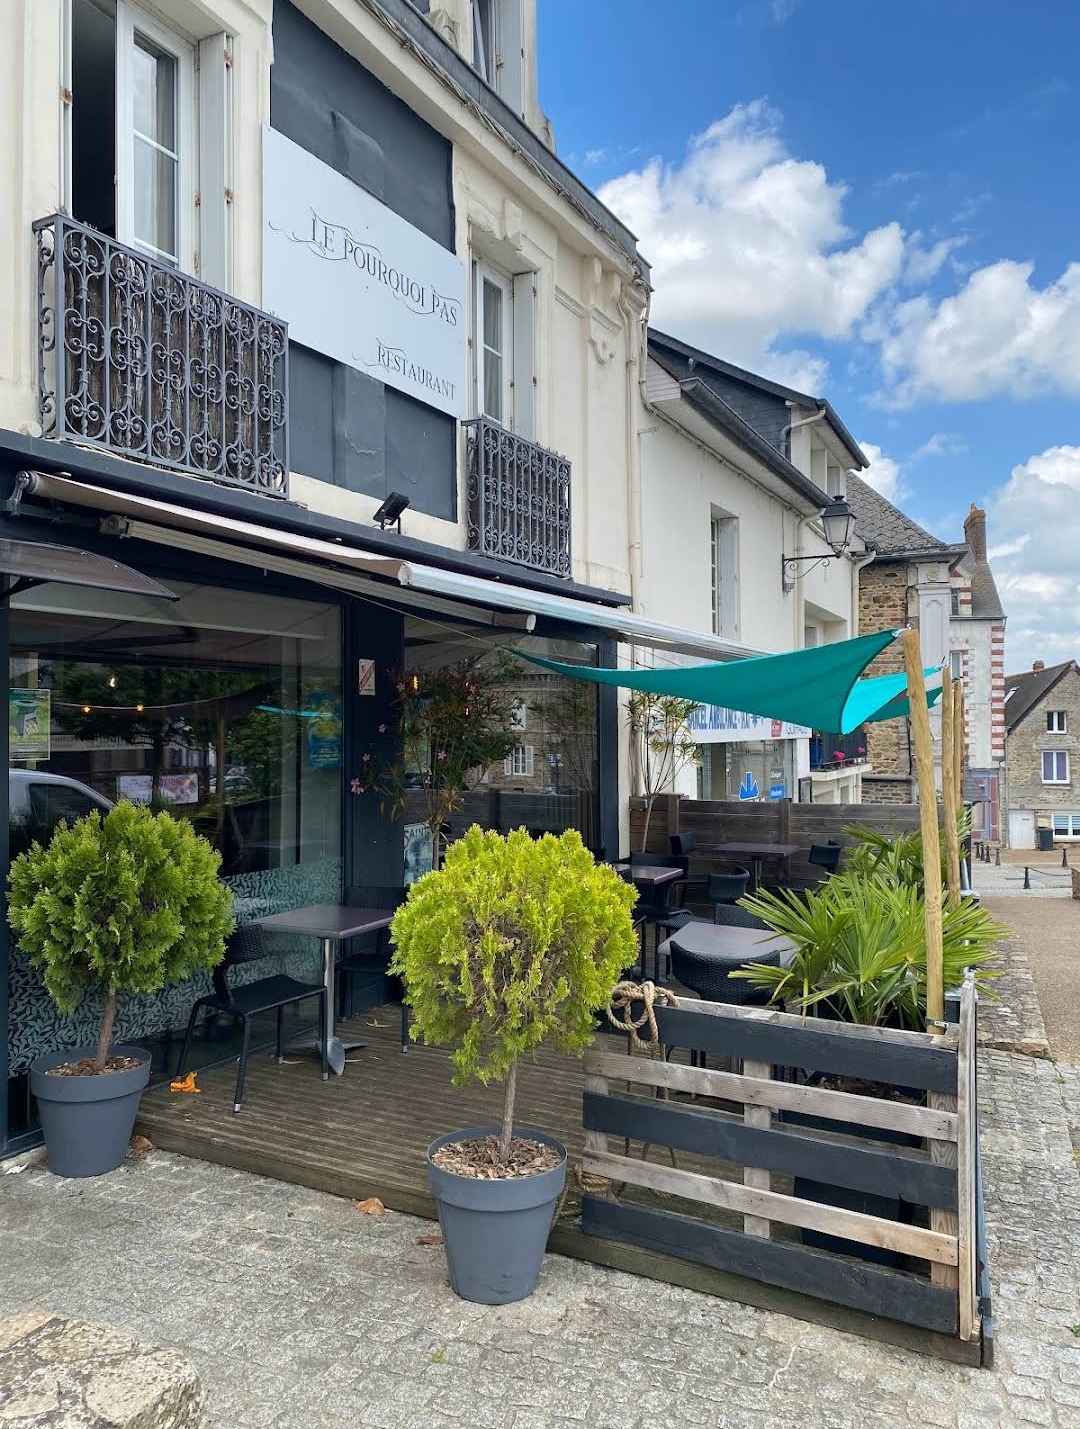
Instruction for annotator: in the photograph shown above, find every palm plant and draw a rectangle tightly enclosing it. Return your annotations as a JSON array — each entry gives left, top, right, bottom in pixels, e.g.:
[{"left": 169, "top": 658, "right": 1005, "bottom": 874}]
[
  {"left": 842, "top": 806, "right": 973, "bottom": 891},
  {"left": 732, "top": 869, "right": 1004, "bottom": 1030}
]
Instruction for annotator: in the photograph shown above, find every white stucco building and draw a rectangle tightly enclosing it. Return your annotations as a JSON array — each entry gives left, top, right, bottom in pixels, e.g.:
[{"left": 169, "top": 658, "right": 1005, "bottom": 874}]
[{"left": 635, "top": 331, "right": 872, "bottom": 806}]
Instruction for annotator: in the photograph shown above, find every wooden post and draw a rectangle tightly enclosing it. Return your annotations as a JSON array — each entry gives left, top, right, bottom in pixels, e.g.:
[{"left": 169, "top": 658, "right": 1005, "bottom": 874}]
[
  {"left": 941, "top": 670, "right": 962, "bottom": 910},
  {"left": 954, "top": 680, "right": 965, "bottom": 805},
  {"left": 742, "top": 1060, "right": 772, "bottom": 1239},
  {"left": 902, "top": 628, "right": 945, "bottom": 1026}
]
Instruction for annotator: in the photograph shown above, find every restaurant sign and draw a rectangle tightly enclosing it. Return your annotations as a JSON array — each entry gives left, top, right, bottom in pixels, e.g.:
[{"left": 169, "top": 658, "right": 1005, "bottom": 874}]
[
  {"left": 262, "top": 126, "right": 466, "bottom": 418},
  {"left": 687, "top": 704, "right": 811, "bottom": 745}
]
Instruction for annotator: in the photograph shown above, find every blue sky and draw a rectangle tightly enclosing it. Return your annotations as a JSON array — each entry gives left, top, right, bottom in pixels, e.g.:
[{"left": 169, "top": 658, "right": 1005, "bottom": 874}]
[{"left": 537, "top": 0, "right": 1080, "bottom": 670}]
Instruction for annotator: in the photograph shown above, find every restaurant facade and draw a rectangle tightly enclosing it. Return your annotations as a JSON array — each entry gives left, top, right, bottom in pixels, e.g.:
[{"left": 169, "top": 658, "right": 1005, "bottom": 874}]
[{"left": 0, "top": 0, "right": 751, "bottom": 1153}]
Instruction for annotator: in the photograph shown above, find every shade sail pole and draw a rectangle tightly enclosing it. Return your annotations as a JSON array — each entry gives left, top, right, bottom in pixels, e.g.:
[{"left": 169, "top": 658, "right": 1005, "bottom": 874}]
[
  {"left": 941, "top": 670, "right": 962, "bottom": 910},
  {"left": 954, "top": 680, "right": 966, "bottom": 808},
  {"left": 902, "top": 627, "right": 945, "bottom": 1026}
]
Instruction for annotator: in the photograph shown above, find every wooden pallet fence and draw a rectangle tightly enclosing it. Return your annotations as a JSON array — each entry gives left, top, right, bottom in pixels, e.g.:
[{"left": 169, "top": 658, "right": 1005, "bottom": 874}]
[{"left": 580, "top": 982, "right": 983, "bottom": 1353}]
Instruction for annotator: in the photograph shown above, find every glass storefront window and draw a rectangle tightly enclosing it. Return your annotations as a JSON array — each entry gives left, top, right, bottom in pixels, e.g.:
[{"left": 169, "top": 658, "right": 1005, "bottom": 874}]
[{"left": 6, "top": 577, "right": 342, "bottom": 1102}]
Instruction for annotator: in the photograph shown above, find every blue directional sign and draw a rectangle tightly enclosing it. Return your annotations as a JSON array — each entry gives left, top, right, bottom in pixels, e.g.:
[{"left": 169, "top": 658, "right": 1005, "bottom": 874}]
[{"left": 738, "top": 771, "right": 760, "bottom": 801}]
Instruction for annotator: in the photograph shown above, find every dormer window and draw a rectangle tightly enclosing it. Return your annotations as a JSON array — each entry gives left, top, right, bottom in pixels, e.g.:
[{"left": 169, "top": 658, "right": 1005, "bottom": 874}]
[{"left": 471, "top": 0, "right": 524, "bottom": 116}]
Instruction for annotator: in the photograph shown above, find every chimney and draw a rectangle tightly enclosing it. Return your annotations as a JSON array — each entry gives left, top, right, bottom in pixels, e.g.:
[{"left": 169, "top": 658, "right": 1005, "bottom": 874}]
[
  {"left": 1033, "top": 660, "right": 1045, "bottom": 672},
  {"left": 964, "top": 503, "right": 987, "bottom": 561}
]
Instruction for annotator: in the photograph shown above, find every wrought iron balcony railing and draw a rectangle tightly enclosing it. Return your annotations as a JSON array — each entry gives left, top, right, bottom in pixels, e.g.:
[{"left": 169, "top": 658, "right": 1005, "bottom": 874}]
[
  {"left": 34, "top": 215, "right": 288, "bottom": 496},
  {"left": 464, "top": 417, "right": 571, "bottom": 578}
]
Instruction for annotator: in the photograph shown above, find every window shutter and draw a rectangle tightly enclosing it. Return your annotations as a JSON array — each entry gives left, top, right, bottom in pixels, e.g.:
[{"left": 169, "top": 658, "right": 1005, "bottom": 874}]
[
  {"left": 511, "top": 270, "right": 536, "bottom": 439},
  {"left": 523, "top": 744, "right": 534, "bottom": 777},
  {"left": 197, "top": 32, "right": 232, "bottom": 289},
  {"left": 504, "top": 754, "right": 514, "bottom": 776}
]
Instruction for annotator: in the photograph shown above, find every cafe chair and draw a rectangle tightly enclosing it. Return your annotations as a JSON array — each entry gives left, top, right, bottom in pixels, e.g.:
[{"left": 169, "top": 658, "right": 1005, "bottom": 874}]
[
  {"left": 175, "top": 923, "right": 328, "bottom": 1113},
  {"left": 711, "top": 903, "right": 770, "bottom": 930},
  {"left": 808, "top": 841, "right": 843, "bottom": 876},
  {"left": 705, "top": 868, "right": 751, "bottom": 909},
  {"left": 668, "top": 833, "right": 697, "bottom": 857}
]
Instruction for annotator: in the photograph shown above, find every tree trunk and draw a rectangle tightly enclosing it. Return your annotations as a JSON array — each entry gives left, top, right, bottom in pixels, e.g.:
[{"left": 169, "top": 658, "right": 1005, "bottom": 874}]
[
  {"left": 95, "top": 989, "right": 117, "bottom": 1071},
  {"left": 498, "top": 1059, "right": 518, "bottom": 1165},
  {"left": 640, "top": 795, "right": 655, "bottom": 852}
]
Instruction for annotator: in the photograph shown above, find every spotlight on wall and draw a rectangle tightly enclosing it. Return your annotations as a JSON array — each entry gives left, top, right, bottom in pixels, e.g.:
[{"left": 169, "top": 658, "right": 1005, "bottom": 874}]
[{"left": 372, "top": 492, "right": 410, "bottom": 533}]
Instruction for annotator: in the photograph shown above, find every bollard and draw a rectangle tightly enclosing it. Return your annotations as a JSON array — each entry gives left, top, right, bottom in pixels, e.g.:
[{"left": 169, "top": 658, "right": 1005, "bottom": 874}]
[
  {"left": 1023, "top": 866, "right": 1031, "bottom": 890},
  {"left": 995, "top": 847, "right": 1001, "bottom": 866},
  {"left": 1063, "top": 847, "right": 1069, "bottom": 868}
]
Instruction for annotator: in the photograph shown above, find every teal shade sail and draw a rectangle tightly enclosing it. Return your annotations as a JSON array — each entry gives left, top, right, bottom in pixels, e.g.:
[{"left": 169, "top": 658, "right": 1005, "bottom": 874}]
[{"left": 515, "top": 627, "right": 941, "bottom": 735}]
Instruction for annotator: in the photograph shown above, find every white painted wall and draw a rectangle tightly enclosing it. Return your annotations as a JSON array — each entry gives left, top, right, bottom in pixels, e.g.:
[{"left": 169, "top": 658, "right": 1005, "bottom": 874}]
[{"left": 0, "top": 0, "right": 640, "bottom": 600}]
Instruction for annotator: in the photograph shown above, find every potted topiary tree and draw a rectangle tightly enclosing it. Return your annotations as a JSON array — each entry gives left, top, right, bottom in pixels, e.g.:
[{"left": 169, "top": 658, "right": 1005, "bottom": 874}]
[
  {"left": 8, "top": 801, "right": 234, "bottom": 1177},
  {"left": 389, "top": 825, "right": 637, "bottom": 1304}
]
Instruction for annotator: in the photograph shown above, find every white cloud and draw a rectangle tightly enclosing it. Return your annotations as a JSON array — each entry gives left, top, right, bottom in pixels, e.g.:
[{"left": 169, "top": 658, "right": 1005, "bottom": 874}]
[
  {"left": 583, "top": 148, "right": 607, "bottom": 166},
  {"left": 857, "top": 441, "right": 905, "bottom": 502},
  {"left": 911, "top": 431, "right": 968, "bottom": 461},
  {"left": 902, "top": 234, "right": 965, "bottom": 288},
  {"left": 599, "top": 103, "right": 905, "bottom": 387},
  {"left": 986, "top": 446, "right": 1080, "bottom": 671},
  {"left": 879, "top": 260, "right": 1080, "bottom": 405},
  {"left": 772, "top": 0, "right": 799, "bottom": 20}
]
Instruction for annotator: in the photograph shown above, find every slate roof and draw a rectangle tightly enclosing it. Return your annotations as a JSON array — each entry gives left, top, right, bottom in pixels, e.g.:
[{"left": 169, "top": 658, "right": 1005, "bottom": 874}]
[
  {"left": 846, "top": 473, "right": 952, "bottom": 556},
  {"left": 968, "top": 556, "right": 1005, "bottom": 621},
  {"left": 1003, "top": 660, "right": 1078, "bottom": 732}
]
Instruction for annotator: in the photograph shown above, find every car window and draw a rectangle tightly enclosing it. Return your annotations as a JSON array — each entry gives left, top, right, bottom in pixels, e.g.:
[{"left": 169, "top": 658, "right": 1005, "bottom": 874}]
[{"left": 27, "top": 785, "right": 104, "bottom": 846}]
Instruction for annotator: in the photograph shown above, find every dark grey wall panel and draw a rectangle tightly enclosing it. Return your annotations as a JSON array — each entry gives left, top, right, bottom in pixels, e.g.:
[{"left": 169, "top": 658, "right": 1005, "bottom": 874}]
[
  {"left": 271, "top": 0, "right": 457, "bottom": 518},
  {"left": 271, "top": 0, "right": 453, "bottom": 247}
]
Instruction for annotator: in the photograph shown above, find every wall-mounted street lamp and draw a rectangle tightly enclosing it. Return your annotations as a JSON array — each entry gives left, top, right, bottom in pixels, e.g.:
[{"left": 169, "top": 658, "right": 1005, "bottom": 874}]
[
  {"left": 373, "top": 491, "right": 410, "bottom": 532},
  {"left": 781, "top": 498, "right": 856, "bottom": 591}
]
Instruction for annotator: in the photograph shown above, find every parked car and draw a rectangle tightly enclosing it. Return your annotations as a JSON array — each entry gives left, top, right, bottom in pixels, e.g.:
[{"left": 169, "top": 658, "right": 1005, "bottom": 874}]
[{"left": 9, "top": 769, "right": 114, "bottom": 861}]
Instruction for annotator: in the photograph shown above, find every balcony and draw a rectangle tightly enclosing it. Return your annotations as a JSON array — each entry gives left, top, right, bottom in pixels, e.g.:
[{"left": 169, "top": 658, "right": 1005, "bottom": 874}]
[
  {"left": 34, "top": 215, "right": 288, "bottom": 496},
  {"left": 464, "top": 416, "right": 571, "bottom": 578},
  {"left": 809, "top": 727, "right": 869, "bottom": 771}
]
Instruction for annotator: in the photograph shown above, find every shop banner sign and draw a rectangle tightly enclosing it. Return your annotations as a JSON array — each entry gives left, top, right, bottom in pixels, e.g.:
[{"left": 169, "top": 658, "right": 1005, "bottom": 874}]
[
  {"left": 688, "top": 704, "right": 811, "bottom": 745},
  {"left": 262, "top": 126, "right": 466, "bottom": 418},
  {"left": 9, "top": 689, "right": 50, "bottom": 761}
]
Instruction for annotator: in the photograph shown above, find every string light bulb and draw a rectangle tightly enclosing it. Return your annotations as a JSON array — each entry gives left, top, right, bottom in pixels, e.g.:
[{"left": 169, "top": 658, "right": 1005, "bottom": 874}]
[
  {"left": 107, "top": 674, "right": 117, "bottom": 689},
  {"left": 81, "top": 704, "right": 92, "bottom": 715},
  {"left": 135, "top": 703, "right": 145, "bottom": 714}
]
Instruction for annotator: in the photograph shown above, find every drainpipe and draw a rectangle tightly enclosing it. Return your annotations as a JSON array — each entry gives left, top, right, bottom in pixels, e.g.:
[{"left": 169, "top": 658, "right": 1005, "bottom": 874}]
[
  {"left": 780, "top": 404, "right": 828, "bottom": 455},
  {"left": 620, "top": 279, "right": 649, "bottom": 650}
]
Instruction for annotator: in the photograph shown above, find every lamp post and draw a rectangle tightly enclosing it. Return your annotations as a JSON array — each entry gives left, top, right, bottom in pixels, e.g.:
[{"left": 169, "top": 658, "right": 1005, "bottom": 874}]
[{"left": 781, "top": 498, "right": 856, "bottom": 590}]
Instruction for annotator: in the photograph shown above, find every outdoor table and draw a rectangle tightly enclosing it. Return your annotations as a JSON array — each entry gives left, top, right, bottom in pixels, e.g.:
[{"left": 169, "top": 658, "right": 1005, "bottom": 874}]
[
  {"left": 612, "top": 864, "right": 683, "bottom": 887},
  {"left": 657, "top": 920, "right": 795, "bottom": 967},
  {"left": 711, "top": 842, "right": 803, "bottom": 892},
  {"left": 252, "top": 904, "right": 393, "bottom": 1077}
]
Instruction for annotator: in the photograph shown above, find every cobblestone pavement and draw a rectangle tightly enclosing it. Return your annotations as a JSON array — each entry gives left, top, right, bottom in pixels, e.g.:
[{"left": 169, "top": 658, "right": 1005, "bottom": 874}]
[
  {"left": 2, "top": 1036, "right": 1079, "bottom": 1429},
  {"left": 973, "top": 853, "right": 1073, "bottom": 899}
]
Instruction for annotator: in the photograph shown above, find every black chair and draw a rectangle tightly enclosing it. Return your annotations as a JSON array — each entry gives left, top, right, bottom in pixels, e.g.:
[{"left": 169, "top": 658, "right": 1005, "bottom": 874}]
[
  {"left": 667, "top": 920, "right": 777, "bottom": 1066},
  {"left": 712, "top": 902, "right": 770, "bottom": 930},
  {"left": 705, "top": 868, "right": 751, "bottom": 908},
  {"left": 342, "top": 885, "right": 409, "bottom": 1049},
  {"left": 808, "top": 841, "right": 842, "bottom": 876},
  {"left": 175, "top": 923, "right": 328, "bottom": 1113},
  {"left": 669, "top": 833, "right": 697, "bottom": 857}
]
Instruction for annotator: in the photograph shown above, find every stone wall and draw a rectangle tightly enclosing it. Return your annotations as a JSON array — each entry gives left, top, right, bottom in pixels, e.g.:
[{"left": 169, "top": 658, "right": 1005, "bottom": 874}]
[
  {"left": 858, "top": 560, "right": 911, "bottom": 782},
  {"left": 1005, "top": 665, "right": 1080, "bottom": 824},
  {"left": 860, "top": 774, "right": 914, "bottom": 803}
]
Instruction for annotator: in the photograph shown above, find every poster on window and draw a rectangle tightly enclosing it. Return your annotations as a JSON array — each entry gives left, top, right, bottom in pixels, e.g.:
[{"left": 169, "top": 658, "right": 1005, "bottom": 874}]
[
  {"left": 404, "top": 823, "right": 434, "bottom": 884},
  {"left": 9, "top": 689, "right": 50, "bottom": 761},
  {"left": 116, "top": 774, "right": 154, "bottom": 805},
  {"left": 262, "top": 126, "right": 466, "bottom": 418},
  {"left": 307, "top": 694, "right": 343, "bottom": 770}
]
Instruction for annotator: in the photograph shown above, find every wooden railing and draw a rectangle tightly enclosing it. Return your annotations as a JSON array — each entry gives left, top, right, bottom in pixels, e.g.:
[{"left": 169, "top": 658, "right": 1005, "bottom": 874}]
[{"left": 581, "top": 976, "right": 984, "bottom": 1355}]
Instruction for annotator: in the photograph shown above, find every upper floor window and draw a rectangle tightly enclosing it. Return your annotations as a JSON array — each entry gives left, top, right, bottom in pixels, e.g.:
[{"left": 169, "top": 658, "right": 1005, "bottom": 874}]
[
  {"left": 1043, "top": 751, "right": 1070, "bottom": 784},
  {"left": 504, "top": 744, "right": 534, "bottom": 778},
  {"left": 472, "top": 0, "right": 524, "bottom": 115},
  {"left": 472, "top": 258, "right": 536, "bottom": 437},
  {"left": 949, "top": 650, "right": 964, "bottom": 680},
  {"left": 1047, "top": 710, "right": 1068, "bottom": 733},
  {"left": 950, "top": 587, "right": 961, "bottom": 616},
  {"left": 710, "top": 515, "right": 738, "bottom": 639},
  {"left": 70, "top": 0, "right": 229, "bottom": 284}
]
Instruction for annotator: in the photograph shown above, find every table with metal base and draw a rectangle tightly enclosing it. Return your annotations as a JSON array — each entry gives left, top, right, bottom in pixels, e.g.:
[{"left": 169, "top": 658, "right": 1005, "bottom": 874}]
[
  {"left": 711, "top": 842, "right": 804, "bottom": 892},
  {"left": 252, "top": 904, "right": 393, "bottom": 1077}
]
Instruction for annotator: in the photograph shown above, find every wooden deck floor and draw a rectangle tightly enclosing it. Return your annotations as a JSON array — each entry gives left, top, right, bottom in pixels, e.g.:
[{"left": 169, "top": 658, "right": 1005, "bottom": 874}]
[{"left": 135, "top": 1005, "right": 976, "bottom": 1362}]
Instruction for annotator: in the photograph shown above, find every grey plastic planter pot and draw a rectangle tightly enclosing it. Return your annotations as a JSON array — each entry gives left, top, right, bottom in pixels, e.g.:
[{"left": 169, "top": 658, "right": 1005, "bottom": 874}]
[
  {"left": 427, "top": 1126, "right": 567, "bottom": 1304},
  {"left": 30, "top": 1044, "right": 151, "bottom": 1178}
]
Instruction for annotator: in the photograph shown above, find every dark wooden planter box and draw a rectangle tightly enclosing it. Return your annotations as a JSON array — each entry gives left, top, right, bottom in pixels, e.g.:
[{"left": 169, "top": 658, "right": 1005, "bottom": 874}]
[{"left": 580, "top": 980, "right": 988, "bottom": 1363}]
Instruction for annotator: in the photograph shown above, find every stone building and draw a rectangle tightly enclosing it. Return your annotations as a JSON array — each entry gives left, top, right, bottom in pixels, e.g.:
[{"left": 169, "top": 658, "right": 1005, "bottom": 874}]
[
  {"left": 848, "top": 479, "right": 1006, "bottom": 836},
  {"left": 1002, "top": 660, "right": 1080, "bottom": 848}
]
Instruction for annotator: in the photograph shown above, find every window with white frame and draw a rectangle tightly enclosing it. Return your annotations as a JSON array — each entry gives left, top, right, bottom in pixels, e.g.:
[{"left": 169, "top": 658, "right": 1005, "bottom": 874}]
[
  {"left": 476, "top": 262, "right": 511, "bottom": 424},
  {"left": 1052, "top": 812, "right": 1080, "bottom": 838},
  {"left": 472, "top": 0, "right": 524, "bottom": 113},
  {"left": 1047, "top": 710, "right": 1068, "bottom": 733},
  {"left": 70, "top": 0, "right": 229, "bottom": 282},
  {"left": 949, "top": 650, "right": 964, "bottom": 680},
  {"left": 511, "top": 699, "right": 527, "bottom": 730},
  {"left": 710, "top": 514, "right": 738, "bottom": 639},
  {"left": 504, "top": 744, "right": 534, "bottom": 777},
  {"left": 1042, "top": 750, "right": 1070, "bottom": 784}
]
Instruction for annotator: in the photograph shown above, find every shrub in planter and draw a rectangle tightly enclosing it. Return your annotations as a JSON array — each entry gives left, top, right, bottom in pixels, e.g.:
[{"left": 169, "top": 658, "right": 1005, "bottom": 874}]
[
  {"left": 8, "top": 802, "right": 234, "bottom": 1176},
  {"left": 389, "top": 825, "right": 637, "bottom": 1303}
]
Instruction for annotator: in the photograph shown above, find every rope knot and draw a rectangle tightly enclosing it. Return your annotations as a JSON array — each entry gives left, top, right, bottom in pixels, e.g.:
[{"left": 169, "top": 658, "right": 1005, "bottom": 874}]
[{"left": 606, "top": 980, "right": 678, "bottom": 1054}]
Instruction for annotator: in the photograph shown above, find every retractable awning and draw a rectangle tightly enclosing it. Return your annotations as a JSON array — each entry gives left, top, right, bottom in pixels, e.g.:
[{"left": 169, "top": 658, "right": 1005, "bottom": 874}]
[
  {"left": 18, "top": 473, "right": 761, "bottom": 660},
  {"left": 0, "top": 535, "right": 177, "bottom": 603},
  {"left": 517, "top": 627, "right": 943, "bottom": 735}
]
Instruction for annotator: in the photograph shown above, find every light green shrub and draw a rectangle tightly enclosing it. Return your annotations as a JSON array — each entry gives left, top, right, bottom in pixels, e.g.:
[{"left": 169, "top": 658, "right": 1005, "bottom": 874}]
[
  {"left": 389, "top": 825, "right": 638, "bottom": 1161},
  {"left": 8, "top": 801, "right": 234, "bottom": 1067}
]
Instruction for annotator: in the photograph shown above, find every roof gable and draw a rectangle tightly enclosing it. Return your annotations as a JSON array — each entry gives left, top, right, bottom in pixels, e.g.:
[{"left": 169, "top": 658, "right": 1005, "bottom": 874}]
[{"left": 1003, "top": 660, "right": 1078, "bottom": 731}]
